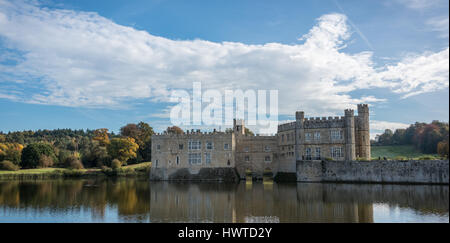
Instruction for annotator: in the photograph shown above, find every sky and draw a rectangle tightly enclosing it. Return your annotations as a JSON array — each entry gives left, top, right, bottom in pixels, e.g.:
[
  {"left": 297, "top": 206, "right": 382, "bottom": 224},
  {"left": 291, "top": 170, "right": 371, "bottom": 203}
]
[{"left": 0, "top": 0, "right": 448, "bottom": 138}]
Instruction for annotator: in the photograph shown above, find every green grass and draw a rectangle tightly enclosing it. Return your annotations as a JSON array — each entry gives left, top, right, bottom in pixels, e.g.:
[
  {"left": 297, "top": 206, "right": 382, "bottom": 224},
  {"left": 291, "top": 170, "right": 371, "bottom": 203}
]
[
  {"left": 0, "top": 162, "right": 152, "bottom": 178},
  {"left": 123, "top": 162, "right": 151, "bottom": 169},
  {"left": 371, "top": 145, "right": 437, "bottom": 160}
]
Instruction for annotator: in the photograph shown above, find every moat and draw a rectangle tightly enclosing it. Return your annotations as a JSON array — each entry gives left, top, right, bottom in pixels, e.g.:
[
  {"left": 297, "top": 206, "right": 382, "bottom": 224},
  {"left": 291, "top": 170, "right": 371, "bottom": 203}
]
[{"left": 0, "top": 179, "right": 448, "bottom": 223}]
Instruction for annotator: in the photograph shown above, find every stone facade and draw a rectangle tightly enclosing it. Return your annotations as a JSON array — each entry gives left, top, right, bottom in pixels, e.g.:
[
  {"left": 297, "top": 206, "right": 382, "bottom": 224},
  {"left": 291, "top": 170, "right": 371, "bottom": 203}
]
[{"left": 150, "top": 104, "right": 371, "bottom": 180}]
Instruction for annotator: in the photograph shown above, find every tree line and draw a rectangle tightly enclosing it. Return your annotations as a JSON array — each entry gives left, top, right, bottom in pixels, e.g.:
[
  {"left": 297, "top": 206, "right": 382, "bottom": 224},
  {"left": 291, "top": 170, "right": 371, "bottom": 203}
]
[
  {"left": 0, "top": 122, "right": 155, "bottom": 171},
  {"left": 372, "top": 120, "right": 449, "bottom": 158}
]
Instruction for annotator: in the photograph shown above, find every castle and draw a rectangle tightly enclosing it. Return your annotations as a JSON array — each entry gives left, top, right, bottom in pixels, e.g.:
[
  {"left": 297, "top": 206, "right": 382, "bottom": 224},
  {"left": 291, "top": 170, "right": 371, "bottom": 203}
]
[{"left": 150, "top": 104, "right": 370, "bottom": 180}]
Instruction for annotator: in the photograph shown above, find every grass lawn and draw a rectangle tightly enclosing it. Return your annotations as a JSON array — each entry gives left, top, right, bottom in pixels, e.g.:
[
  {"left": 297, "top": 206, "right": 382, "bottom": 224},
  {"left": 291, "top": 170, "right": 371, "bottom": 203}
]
[
  {"left": 0, "top": 162, "right": 151, "bottom": 175},
  {"left": 371, "top": 145, "right": 437, "bottom": 159}
]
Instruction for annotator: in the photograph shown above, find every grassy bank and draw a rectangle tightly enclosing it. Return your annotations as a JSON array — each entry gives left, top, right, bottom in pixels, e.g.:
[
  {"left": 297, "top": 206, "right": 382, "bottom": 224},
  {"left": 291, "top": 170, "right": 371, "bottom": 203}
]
[
  {"left": 0, "top": 162, "right": 151, "bottom": 180},
  {"left": 371, "top": 145, "right": 439, "bottom": 160}
]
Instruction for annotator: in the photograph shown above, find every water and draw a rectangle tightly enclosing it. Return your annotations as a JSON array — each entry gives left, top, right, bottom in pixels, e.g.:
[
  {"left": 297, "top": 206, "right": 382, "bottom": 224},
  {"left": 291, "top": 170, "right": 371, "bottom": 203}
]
[{"left": 0, "top": 179, "right": 448, "bottom": 223}]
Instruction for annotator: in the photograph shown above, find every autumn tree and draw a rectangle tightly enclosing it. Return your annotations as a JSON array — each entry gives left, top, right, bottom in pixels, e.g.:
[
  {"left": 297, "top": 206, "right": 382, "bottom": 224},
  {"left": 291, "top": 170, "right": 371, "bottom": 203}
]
[
  {"left": 93, "top": 128, "right": 110, "bottom": 146},
  {"left": 120, "top": 122, "right": 154, "bottom": 162},
  {"left": 437, "top": 141, "right": 449, "bottom": 158},
  {"left": 107, "top": 137, "right": 139, "bottom": 165},
  {"left": 166, "top": 126, "right": 184, "bottom": 134},
  {"left": 0, "top": 143, "right": 24, "bottom": 165}
]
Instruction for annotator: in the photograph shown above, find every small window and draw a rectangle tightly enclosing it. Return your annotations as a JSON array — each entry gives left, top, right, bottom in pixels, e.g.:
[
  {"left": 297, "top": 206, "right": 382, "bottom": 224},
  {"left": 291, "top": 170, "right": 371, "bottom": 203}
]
[
  {"left": 156, "top": 145, "right": 161, "bottom": 150},
  {"left": 179, "top": 144, "right": 184, "bottom": 150},
  {"left": 224, "top": 143, "right": 230, "bottom": 150},
  {"left": 244, "top": 147, "right": 249, "bottom": 152},
  {"left": 176, "top": 156, "right": 180, "bottom": 165},
  {"left": 305, "top": 148, "right": 312, "bottom": 160},
  {"left": 305, "top": 133, "right": 312, "bottom": 142},
  {"left": 188, "top": 140, "right": 201, "bottom": 150},
  {"left": 265, "top": 156, "right": 271, "bottom": 162},
  {"left": 205, "top": 153, "right": 211, "bottom": 164},
  {"left": 227, "top": 160, "right": 230, "bottom": 166},
  {"left": 155, "top": 160, "right": 159, "bottom": 168},
  {"left": 245, "top": 156, "right": 250, "bottom": 162},
  {"left": 264, "top": 145, "right": 271, "bottom": 152},
  {"left": 188, "top": 153, "right": 202, "bottom": 164},
  {"left": 314, "top": 132, "right": 321, "bottom": 140},
  {"left": 331, "top": 147, "right": 343, "bottom": 158},
  {"left": 206, "top": 141, "right": 213, "bottom": 150},
  {"left": 315, "top": 147, "right": 321, "bottom": 160},
  {"left": 331, "top": 130, "right": 343, "bottom": 141}
]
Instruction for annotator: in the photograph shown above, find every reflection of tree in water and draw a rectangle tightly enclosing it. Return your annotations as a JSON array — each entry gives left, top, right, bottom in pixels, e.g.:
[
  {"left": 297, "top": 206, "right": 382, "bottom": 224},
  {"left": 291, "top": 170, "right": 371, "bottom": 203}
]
[
  {"left": 0, "top": 179, "right": 151, "bottom": 222},
  {"left": 0, "top": 180, "right": 448, "bottom": 222}
]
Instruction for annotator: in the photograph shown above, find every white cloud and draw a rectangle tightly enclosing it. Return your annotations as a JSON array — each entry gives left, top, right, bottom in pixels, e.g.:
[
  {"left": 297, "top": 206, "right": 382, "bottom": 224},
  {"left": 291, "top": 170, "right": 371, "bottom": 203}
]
[
  {"left": 426, "top": 16, "right": 449, "bottom": 38},
  {"left": 394, "top": 0, "right": 445, "bottom": 9},
  {"left": 380, "top": 48, "right": 449, "bottom": 98},
  {"left": 0, "top": 0, "right": 448, "bottom": 118}
]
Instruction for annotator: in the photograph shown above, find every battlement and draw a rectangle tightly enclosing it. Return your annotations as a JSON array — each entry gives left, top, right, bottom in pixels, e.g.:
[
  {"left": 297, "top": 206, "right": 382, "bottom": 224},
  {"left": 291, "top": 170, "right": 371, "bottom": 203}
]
[
  {"left": 154, "top": 129, "right": 231, "bottom": 138},
  {"left": 357, "top": 104, "right": 369, "bottom": 114},
  {"left": 278, "top": 121, "right": 296, "bottom": 132},
  {"left": 345, "top": 109, "right": 354, "bottom": 117}
]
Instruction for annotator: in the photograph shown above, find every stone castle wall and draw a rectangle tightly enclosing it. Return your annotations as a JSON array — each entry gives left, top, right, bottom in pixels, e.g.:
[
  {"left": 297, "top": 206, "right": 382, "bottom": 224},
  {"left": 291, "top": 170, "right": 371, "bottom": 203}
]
[{"left": 296, "top": 160, "right": 449, "bottom": 184}]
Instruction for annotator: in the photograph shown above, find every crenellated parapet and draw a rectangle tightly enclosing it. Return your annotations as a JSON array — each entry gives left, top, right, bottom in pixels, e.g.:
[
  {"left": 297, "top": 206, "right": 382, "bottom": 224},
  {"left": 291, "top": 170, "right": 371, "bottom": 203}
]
[
  {"left": 303, "top": 117, "right": 345, "bottom": 129},
  {"left": 278, "top": 121, "right": 296, "bottom": 132},
  {"left": 154, "top": 130, "right": 231, "bottom": 139}
]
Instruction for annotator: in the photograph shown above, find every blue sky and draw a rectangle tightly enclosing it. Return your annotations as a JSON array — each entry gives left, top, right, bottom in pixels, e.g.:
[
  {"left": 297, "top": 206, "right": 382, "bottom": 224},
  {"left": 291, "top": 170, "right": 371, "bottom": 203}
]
[{"left": 0, "top": 0, "right": 448, "bottom": 137}]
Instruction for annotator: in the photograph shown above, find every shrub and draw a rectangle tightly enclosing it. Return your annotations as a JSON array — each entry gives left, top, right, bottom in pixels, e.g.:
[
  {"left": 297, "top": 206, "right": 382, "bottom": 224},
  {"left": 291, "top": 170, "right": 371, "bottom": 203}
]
[
  {"left": 323, "top": 157, "right": 333, "bottom": 161},
  {"left": 64, "top": 155, "right": 84, "bottom": 169},
  {"left": 0, "top": 161, "right": 19, "bottom": 171},
  {"left": 111, "top": 159, "right": 122, "bottom": 169},
  {"left": 38, "top": 155, "right": 54, "bottom": 168},
  {"left": 21, "top": 143, "right": 57, "bottom": 169}
]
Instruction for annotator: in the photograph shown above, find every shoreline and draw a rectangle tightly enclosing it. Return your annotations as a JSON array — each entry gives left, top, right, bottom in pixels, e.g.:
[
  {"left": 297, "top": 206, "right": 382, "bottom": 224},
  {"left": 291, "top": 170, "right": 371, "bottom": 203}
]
[{"left": 0, "top": 162, "right": 151, "bottom": 180}]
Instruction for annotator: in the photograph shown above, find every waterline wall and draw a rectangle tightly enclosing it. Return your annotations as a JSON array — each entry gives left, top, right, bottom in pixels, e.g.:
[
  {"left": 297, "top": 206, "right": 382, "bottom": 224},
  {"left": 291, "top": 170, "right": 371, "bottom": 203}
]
[{"left": 296, "top": 160, "right": 449, "bottom": 184}]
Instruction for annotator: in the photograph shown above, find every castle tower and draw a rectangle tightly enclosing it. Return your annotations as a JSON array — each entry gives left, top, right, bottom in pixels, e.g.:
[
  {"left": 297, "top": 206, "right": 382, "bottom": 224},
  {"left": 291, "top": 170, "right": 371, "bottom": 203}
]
[
  {"left": 344, "top": 109, "right": 356, "bottom": 161},
  {"left": 357, "top": 104, "right": 371, "bottom": 160},
  {"left": 233, "top": 119, "right": 245, "bottom": 135},
  {"left": 295, "top": 111, "right": 305, "bottom": 161}
]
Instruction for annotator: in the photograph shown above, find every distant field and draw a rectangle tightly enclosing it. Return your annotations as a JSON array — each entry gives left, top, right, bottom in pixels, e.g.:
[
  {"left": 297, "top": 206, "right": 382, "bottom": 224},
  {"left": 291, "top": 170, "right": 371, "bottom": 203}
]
[{"left": 371, "top": 145, "right": 435, "bottom": 159}]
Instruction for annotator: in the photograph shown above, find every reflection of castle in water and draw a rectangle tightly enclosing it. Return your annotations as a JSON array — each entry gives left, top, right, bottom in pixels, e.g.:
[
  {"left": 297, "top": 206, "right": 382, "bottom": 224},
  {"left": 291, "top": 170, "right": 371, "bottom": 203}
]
[
  {"left": 0, "top": 180, "right": 448, "bottom": 222},
  {"left": 149, "top": 182, "right": 375, "bottom": 223},
  {"left": 148, "top": 182, "right": 449, "bottom": 223}
]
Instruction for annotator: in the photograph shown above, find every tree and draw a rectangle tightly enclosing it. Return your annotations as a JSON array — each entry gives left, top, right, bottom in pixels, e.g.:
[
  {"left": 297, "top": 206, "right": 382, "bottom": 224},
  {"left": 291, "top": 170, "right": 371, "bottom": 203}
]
[
  {"left": 21, "top": 143, "right": 57, "bottom": 169},
  {"left": 81, "top": 140, "right": 110, "bottom": 168},
  {"left": 0, "top": 143, "right": 24, "bottom": 165},
  {"left": 121, "top": 122, "right": 154, "bottom": 162},
  {"left": 93, "top": 128, "right": 110, "bottom": 146},
  {"left": 392, "top": 129, "right": 406, "bottom": 145},
  {"left": 166, "top": 126, "right": 184, "bottom": 134},
  {"left": 107, "top": 137, "right": 139, "bottom": 164},
  {"left": 120, "top": 124, "right": 140, "bottom": 140},
  {"left": 437, "top": 140, "right": 449, "bottom": 158},
  {"left": 245, "top": 128, "right": 254, "bottom": 136},
  {"left": 376, "top": 129, "right": 394, "bottom": 145}
]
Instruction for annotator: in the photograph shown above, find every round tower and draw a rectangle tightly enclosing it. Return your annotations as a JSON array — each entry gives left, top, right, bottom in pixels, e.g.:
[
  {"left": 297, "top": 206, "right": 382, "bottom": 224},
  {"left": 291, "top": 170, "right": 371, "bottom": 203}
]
[
  {"left": 344, "top": 109, "right": 356, "bottom": 161},
  {"left": 357, "top": 104, "right": 371, "bottom": 160}
]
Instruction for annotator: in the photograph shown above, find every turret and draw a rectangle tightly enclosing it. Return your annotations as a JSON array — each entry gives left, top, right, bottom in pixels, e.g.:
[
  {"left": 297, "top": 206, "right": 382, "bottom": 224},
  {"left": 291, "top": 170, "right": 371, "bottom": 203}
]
[
  {"left": 356, "top": 104, "right": 371, "bottom": 160},
  {"left": 296, "top": 111, "right": 305, "bottom": 121},
  {"left": 344, "top": 109, "right": 356, "bottom": 160},
  {"left": 233, "top": 119, "right": 245, "bottom": 135}
]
